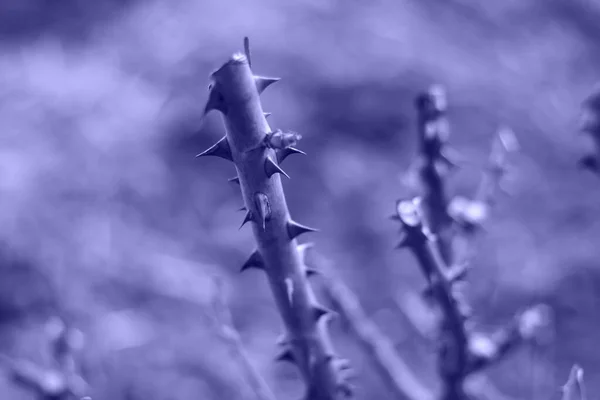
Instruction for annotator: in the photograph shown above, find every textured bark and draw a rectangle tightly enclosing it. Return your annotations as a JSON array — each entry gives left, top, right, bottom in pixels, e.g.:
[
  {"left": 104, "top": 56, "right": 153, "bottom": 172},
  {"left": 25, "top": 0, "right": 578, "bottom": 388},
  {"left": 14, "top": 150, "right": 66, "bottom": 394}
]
[{"left": 199, "top": 46, "right": 349, "bottom": 400}]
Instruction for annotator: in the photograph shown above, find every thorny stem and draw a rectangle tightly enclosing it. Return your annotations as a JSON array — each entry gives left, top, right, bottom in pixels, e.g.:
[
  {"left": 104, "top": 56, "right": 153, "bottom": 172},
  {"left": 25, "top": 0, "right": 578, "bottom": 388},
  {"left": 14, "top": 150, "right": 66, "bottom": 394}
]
[
  {"left": 198, "top": 39, "right": 350, "bottom": 400},
  {"left": 415, "top": 85, "right": 456, "bottom": 266},
  {"left": 393, "top": 197, "right": 550, "bottom": 400},
  {"left": 561, "top": 365, "right": 586, "bottom": 400}
]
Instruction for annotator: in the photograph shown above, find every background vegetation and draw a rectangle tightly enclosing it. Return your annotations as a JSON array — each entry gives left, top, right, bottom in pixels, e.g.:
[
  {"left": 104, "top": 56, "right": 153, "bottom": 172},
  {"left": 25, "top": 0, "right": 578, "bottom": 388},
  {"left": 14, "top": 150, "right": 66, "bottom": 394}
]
[{"left": 0, "top": 0, "right": 598, "bottom": 399}]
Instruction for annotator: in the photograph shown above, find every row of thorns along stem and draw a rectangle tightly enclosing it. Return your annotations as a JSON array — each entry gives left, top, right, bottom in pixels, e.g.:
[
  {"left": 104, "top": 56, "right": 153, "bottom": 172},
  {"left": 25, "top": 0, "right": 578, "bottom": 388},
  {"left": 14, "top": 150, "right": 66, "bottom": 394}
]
[{"left": 196, "top": 37, "right": 590, "bottom": 400}]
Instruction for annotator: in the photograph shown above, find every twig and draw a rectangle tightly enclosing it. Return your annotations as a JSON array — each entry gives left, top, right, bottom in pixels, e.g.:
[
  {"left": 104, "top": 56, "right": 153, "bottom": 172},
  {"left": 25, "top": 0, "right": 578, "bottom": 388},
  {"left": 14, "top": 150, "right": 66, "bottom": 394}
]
[
  {"left": 392, "top": 198, "right": 550, "bottom": 400},
  {"left": 309, "top": 249, "right": 433, "bottom": 400},
  {"left": 209, "top": 276, "right": 278, "bottom": 400}
]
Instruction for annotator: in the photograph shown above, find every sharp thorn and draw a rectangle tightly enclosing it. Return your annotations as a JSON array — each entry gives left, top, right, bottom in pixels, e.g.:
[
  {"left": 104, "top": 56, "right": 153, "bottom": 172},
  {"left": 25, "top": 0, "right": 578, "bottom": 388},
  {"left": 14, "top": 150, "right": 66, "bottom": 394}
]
[
  {"left": 312, "top": 304, "right": 333, "bottom": 322},
  {"left": 263, "top": 112, "right": 272, "bottom": 119},
  {"left": 337, "top": 382, "right": 355, "bottom": 398},
  {"left": 240, "top": 250, "right": 265, "bottom": 272},
  {"left": 203, "top": 85, "right": 226, "bottom": 116},
  {"left": 275, "top": 347, "right": 296, "bottom": 364},
  {"left": 243, "top": 36, "right": 252, "bottom": 68},
  {"left": 228, "top": 176, "right": 241, "bottom": 185},
  {"left": 446, "top": 262, "right": 469, "bottom": 283},
  {"left": 196, "top": 136, "right": 233, "bottom": 161},
  {"left": 254, "top": 76, "right": 281, "bottom": 94},
  {"left": 265, "top": 157, "right": 290, "bottom": 179},
  {"left": 237, "top": 206, "right": 247, "bottom": 212},
  {"left": 305, "top": 267, "right": 319, "bottom": 277},
  {"left": 287, "top": 220, "right": 319, "bottom": 240},
  {"left": 239, "top": 210, "right": 254, "bottom": 230},
  {"left": 276, "top": 147, "right": 306, "bottom": 164},
  {"left": 395, "top": 232, "right": 410, "bottom": 249}
]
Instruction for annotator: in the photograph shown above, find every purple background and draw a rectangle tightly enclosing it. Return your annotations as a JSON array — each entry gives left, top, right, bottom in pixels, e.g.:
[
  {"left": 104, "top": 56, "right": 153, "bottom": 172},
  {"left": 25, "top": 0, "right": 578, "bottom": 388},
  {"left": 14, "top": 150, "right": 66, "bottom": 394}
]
[{"left": 0, "top": 0, "right": 599, "bottom": 399}]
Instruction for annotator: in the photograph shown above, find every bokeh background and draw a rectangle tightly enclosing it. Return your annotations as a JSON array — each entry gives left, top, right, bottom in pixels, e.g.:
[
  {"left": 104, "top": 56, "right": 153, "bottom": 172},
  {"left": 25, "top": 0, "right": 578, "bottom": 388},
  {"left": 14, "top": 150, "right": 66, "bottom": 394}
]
[{"left": 0, "top": 0, "right": 599, "bottom": 399}]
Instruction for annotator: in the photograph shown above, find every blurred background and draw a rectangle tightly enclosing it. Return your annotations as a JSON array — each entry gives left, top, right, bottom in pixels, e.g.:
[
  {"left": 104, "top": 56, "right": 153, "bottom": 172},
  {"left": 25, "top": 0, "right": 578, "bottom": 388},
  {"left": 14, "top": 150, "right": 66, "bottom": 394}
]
[{"left": 0, "top": 0, "right": 599, "bottom": 399}]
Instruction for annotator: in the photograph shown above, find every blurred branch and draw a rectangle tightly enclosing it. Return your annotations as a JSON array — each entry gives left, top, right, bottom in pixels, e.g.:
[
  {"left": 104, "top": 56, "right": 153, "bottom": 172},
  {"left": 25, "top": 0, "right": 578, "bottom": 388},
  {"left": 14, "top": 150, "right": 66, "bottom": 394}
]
[
  {"left": 392, "top": 196, "right": 550, "bottom": 400},
  {"left": 392, "top": 86, "right": 554, "bottom": 400},
  {"left": 309, "top": 250, "right": 433, "bottom": 400},
  {"left": 413, "top": 85, "right": 456, "bottom": 265},
  {"left": 448, "top": 127, "right": 519, "bottom": 263},
  {"left": 209, "top": 276, "right": 278, "bottom": 400}
]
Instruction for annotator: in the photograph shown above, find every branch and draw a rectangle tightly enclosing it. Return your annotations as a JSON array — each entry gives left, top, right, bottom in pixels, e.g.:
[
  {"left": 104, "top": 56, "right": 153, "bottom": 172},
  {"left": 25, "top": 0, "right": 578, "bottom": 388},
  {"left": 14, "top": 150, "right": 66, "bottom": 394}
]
[
  {"left": 309, "top": 250, "right": 434, "bottom": 400},
  {"left": 448, "top": 127, "right": 519, "bottom": 238},
  {"left": 392, "top": 198, "right": 551, "bottom": 400},
  {"left": 414, "top": 85, "right": 457, "bottom": 265},
  {"left": 197, "top": 37, "right": 349, "bottom": 400}
]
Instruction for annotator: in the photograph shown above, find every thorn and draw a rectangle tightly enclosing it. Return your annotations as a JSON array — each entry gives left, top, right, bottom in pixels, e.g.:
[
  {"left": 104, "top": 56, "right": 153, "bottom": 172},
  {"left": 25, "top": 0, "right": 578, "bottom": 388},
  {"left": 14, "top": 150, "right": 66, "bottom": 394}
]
[
  {"left": 228, "top": 176, "right": 240, "bottom": 185},
  {"left": 446, "top": 262, "right": 469, "bottom": 283},
  {"left": 203, "top": 85, "right": 226, "bottom": 116},
  {"left": 287, "top": 220, "right": 319, "bottom": 240},
  {"left": 265, "top": 157, "right": 290, "bottom": 179},
  {"left": 276, "top": 147, "right": 306, "bottom": 164},
  {"left": 254, "top": 76, "right": 281, "bottom": 94},
  {"left": 237, "top": 206, "right": 247, "bottom": 212},
  {"left": 240, "top": 251, "right": 265, "bottom": 272},
  {"left": 312, "top": 304, "right": 333, "bottom": 322},
  {"left": 275, "top": 347, "right": 296, "bottom": 364},
  {"left": 337, "top": 381, "right": 355, "bottom": 398},
  {"left": 389, "top": 214, "right": 401, "bottom": 222},
  {"left": 297, "top": 242, "right": 315, "bottom": 265},
  {"left": 243, "top": 36, "right": 252, "bottom": 68},
  {"left": 239, "top": 210, "right": 254, "bottom": 229},
  {"left": 254, "top": 192, "right": 271, "bottom": 230},
  {"left": 264, "top": 112, "right": 272, "bottom": 119},
  {"left": 196, "top": 136, "right": 232, "bottom": 161},
  {"left": 439, "top": 147, "right": 461, "bottom": 169},
  {"left": 305, "top": 267, "right": 319, "bottom": 277},
  {"left": 395, "top": 232, "right": 410, "bottom": 249}
]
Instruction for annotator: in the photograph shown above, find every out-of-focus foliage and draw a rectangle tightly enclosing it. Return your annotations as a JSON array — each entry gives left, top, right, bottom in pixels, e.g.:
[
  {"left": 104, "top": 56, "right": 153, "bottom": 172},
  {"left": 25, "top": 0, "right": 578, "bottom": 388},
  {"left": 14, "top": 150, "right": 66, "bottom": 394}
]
[{"left": 0, "top": 0, "right": 598, "bottom": 399}]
